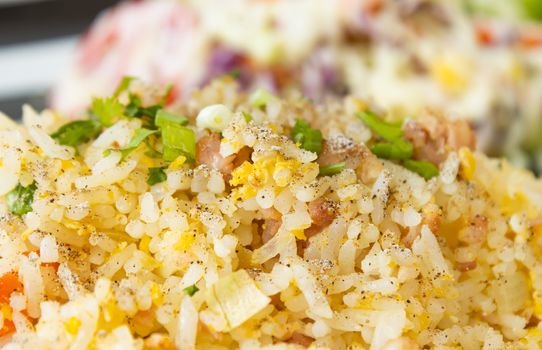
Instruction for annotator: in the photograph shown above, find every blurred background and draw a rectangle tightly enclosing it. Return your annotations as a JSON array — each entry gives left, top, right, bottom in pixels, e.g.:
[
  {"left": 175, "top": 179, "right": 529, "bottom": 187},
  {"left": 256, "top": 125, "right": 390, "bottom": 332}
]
[
  {"left": 1, "top": 0, "right": 542, "bottom": 172},
  {"left": 0, "top": 0, "right": 117, "bottom": 116}
]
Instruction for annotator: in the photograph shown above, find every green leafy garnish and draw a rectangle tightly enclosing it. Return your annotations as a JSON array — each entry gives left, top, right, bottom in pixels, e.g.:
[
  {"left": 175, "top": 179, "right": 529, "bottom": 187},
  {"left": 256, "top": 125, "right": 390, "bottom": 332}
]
[
  {"left": 319, "top": 162, "right": 345, "bottom": 176},
  {"left": 183, "top": 284, "right": 199, "bottom": 296},
  {"left": 249, "top": 88, "right": 279, "bottom": 109},
  {"left": 113, "top": 76, "right": 135, "bottom": 97},
  {"left": 290, "top": 119, "right": 323, "bottom": 155},
  {"left": 370, "top": 139, "right": 413, "bottom": 160},
  {"left": 144, "top": 140, "right": 162, "bottom": 159},
  {"left": 160, "top": 84, "right": 174, "bottom": 106},
  {"left": 523, "top": 0, "right": 542, "bottom": 21},
  {"left": 161, "top": 123, "right": 196, "bottom": 162},
  {"left": 228, "top": 68, "right": 241, "bottom": 79},
  {"left": 103, "top": 128, "right": 158, "bottom": 159},
  {"left": 127, "top": 128, "right": 158, "bottom": 149},
  {"left": 155, "top": 110, "right": 188, "bottom": 128},
  {"left": 51, "top": 120, "right": 102, "bottom": 148},
  {"left": 147, "top": 167, "right": 167, "bottom": 186},
  {"left": 6, "top": 182, "right": 37, "bottom": 216},
  {"left": 242, "top": 111, "right": 253, "bottom": 123},
  {"left": 356, "top": 111, "right": 403, "bottom": 142},
  {"left": 403, "top": 159, "right": 439, "bottom": 180},
  {"left": 124, "top": 94, "right": 161, "bottom": 119},
  {"left": 91, "top": 97, "right": 124, "bottom": 127}
]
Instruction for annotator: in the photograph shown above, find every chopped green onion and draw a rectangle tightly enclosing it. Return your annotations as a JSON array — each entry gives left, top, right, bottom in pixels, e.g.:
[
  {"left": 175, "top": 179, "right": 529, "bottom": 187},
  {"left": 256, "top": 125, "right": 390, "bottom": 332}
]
[
  {"left": 91, "top": 97, "right": 124, "bottom": 126},
  {"left": 51, "top": 120, "right": 102, "bottom": 148},
  {"left": 104, "top": 128, "right": 158, "bottom": 160},
  {"left": 155, "top": 109, "right": 188, "bottom": 128},
  {"left": 370, "top": 139, "right": 413, "bottom": 160},
  {"left": 249, "top": 88, "right": 279, "bottom": 108},
  {"left": 124, "top": 94, "right": 161, "bottom": 119},
  {"left": 6, "top": 182, "right": 37, "bottom": 216},
  {"left": 356, "top": 111, "right": 403, "bottom": 142},
  {"left": 127, "top": 128, "right": 158, "bottom": 149},
  {"left": 161, "top": 124, "right": 196, "bottom": 162},
  {"left": 144, "top": 140, "right": 162, "bottom": 159},
  {"left": 242, "top": 111, "right": 253, "bottom": 123},
  {"left": 319, "top": 162, "right": 345, "bottom": 176},
  {"left": 403, "top": 159, "right": 439, "bottom": 180},
  {"left": 228, "top": 68, "right": 241, "bottom": 79},
  {"left": 523, "top": 0, "right": 542, "bottom": 21},
  {"left": 147, "top": 167, "right": 167, "bottom": 186},
  {"left": 113, "top": 76, "right": 135, "bottom": 97},
  {"left": 160, "top": 84, "right": 174, "bottom": 105},
  {"left": 183, "top": 284, "right": 199, "bottom": 296},
  {"left": 290, "top": 119, "right": 323, "bottom": 155}
]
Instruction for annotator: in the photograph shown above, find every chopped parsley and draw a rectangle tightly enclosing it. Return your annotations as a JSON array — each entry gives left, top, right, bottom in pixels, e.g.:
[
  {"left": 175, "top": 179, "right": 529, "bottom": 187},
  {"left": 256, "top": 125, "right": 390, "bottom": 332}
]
[
  {"left": 91, "top": 97, "right": 124, "bottom": 127},
  {"left": 6, "top": 182, "right": 37, "bottom": 216},
  {"left": 319, "top": 162, "right": 345, "bottom": 176},
  {"left": 155, "top": 110, "right": 188, "bottom": 128},
  {"left": 147, "top": 167, "right": 167, "bottom": 186},
  {"left": 403, "top": 160, "right": 439, "bottom": 180},
  {"left": 183, "top": 284, "right": 199, "bottom": 297},
  {"left": 290, "top": 119, "right": 323, "bottom": 155},
  {"left": 127, "top": 128, "right": 159, "bottom": 149},
  {"left": 113, "top": 76, "right": 135, "bottom": 97},
  {"left": 370, "top": 139, "right": 413, "bottom": 160},
  {"left": 161, "top": 123, "right": 196, "bottom": 162},
  {"left": 356, "top": 110, "right": 438, "bottom": 179},
  {"left": 356, "top": 110, "right": 403, "bottom": 142},
  {"left": 51, "top": 120, "right": 102, "bottom": 148}
]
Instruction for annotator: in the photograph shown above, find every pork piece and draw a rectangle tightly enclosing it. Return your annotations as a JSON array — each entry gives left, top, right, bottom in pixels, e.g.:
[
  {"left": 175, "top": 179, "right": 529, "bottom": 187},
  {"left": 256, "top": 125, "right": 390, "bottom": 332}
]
[
  {"left": 458, "top": 214, "right": 488, "bottom": 245},
  {"left": 403, "top": 113, "right": 475, "bottom": 165},
  {"left": 457, "top": 261, "right": 477, "bottom": 272},
  {"left": 318, "top": 136, "right": 383, "bottom": 183},
  {"left": 196, "top": 132, "right": 251, "bottom": 179},
  {"left": 287, "top": 332, "right": 314, "bottom": 347},
  {"left": 305, "top": 198, "right": 337, "bottom": 238},
  {"left": 260, "top": 208, "right": 282, "bottom": 244},
  {"left": 318, "top": 136, "right": 366, "bottom": 168}
]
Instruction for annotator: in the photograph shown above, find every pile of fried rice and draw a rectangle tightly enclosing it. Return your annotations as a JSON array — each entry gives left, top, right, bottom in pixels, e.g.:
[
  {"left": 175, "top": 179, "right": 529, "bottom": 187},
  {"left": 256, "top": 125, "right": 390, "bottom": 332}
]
[{"left": 0, "top": 78, "right": 541, "bottom": 349}]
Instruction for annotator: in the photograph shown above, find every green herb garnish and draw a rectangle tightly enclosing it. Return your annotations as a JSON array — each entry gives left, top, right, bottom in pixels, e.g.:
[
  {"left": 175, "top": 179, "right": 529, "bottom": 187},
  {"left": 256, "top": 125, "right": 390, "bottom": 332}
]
[
  {"left": 91, "top": 97, "right": 124, "bottom": 127},
  {"left": 51, "top": 120, "right": 102, "bottom": 148},
  {"left": 370, "top": 139, "right": 413, "bottom": 160},
  {"left": 183, "top": 284, "right": 199, "bottom": 296},
  {"left": 523, "top": 0, "right": 542, "bottom": 21},
  {"left": 290, "top": 119, "right": 323, "bottom": 155},
  {"left": 319, "top": 162, "right": 345, "bottom": 176},
  {"left": 124, "top": 94, "right": 161, "bottom": 119},
  {"left": 6, "top": 182, "right": 37, "bottom": 216},
  {"left": 113, "top": 76, "right": 135, "bottom": 97},
  {"left": 144, "top": 140, "right": 162, "bottom": 159},
  {"left": 242, "top": 111, "right": 253, "bottom": 123},
  {"left": 403, "top": 159, "right": 439, "bottom": 180},
  {"left": 127, "top": 128, "right": 159, "bottom": 149},
  {"left": 147, "top": 167, "right": 167, "bottom": 186},
  {"left": 161, "top": 123, "right": 196, "bottom": 162},
  {"left": 356, "top": 111, "right": 403, "bottom": 142},
  {"left": 228, "top": 68, "right": 241, "bottom": 79},
  {"left": 249, "top": 88, "right": 279, "bottom": 109},
  {"left": 155, "top": 110, "right": 188, "bottom": 128}
]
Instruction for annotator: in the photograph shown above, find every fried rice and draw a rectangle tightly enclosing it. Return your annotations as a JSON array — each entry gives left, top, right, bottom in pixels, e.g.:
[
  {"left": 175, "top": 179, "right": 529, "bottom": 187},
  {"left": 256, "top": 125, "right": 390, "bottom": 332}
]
[{"left": 0, "top": 78, "right": 541, "bottom": 349}]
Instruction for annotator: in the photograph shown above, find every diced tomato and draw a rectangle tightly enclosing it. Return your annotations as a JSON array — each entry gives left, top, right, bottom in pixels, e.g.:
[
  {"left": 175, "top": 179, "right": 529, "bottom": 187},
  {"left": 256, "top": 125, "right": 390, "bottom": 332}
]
[
  {"left": 475, "top": 23, "right": 493, "bottom": 46},
  {"left": 0, "top": 273, "right": 23, "bottom": 336},
  {"left": 0, "top": 316, "right": 15, "bottom": 337},
  {"left": 363, "top": 0, "right": 382, "bottom": 15},
  {"left": 164, "top": 84, "right": 179, "bottom": 106},
  {"left": 519, "top": 29, "right": 542, "bottom": 49},
  {"left": 42, "top": 262, "right": 60, "bottom": 272},
  {"left": 0, "top": 273, "right": 22, "bottom": 304}
]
